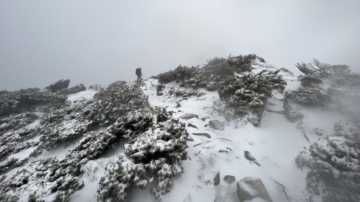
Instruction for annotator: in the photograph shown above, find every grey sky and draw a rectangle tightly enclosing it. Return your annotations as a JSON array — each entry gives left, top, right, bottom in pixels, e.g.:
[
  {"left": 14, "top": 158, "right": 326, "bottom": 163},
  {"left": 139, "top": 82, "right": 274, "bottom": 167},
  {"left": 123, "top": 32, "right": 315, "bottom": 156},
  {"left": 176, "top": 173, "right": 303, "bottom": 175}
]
[{"left": 1, "top": 0, "right": 360, "bottom": 91}]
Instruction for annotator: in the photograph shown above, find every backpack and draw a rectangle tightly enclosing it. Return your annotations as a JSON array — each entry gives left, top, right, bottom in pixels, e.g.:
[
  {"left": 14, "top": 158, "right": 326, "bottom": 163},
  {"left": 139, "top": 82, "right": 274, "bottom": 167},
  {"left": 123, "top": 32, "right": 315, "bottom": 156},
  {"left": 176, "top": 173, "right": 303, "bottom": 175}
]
[{"left": 135, "top": 68, "right": 140, "bottom": 75}]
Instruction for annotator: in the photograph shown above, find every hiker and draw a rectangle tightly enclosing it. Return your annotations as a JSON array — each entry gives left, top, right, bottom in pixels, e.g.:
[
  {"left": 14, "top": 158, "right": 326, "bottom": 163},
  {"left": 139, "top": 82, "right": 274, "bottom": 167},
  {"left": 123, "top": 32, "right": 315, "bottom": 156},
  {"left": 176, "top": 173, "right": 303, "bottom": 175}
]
[{"left": 136, "top": 68, "right": 142, "bottom": 83}]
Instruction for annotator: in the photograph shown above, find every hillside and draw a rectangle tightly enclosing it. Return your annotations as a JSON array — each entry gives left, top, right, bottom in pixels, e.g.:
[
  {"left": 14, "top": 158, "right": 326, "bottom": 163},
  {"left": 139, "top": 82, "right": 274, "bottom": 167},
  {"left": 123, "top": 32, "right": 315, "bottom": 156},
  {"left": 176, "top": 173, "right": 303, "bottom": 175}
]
[{"left": 0, "top": 55, "right": 359, "bottom": 202}]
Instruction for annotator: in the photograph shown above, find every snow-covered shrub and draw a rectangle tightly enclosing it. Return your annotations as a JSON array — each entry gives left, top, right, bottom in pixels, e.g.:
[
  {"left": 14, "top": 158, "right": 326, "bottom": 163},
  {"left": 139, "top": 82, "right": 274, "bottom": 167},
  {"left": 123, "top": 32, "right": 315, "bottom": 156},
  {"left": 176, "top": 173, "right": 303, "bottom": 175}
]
[
  {"left": 295, "top": 59, "right": 357, "bottom": 88},
  {"left": 0, "top": 157, "right": 84, "bottom": 202},
  {"left": 296, "top": 122, "right": 360, "bottom": 202},
  {"left": 215, "top": 73, "right": 286, "bottom": 125},
  {"left": 206, "top": 81, "right": 218, "bottom": 91},
  {"left": 46, "top": 79, "right": 71, "bottom": 92},
  {"left": 285, "top": 89, "right": 329, "bottom": 107},
  {"left": 38, "top": 81, "right": 149, "bottom": 150},
  {"left": 59, "top": 84, "right": 86, "bottom": 94},
  {"left": 157, "top": 54, "right": 261, "bottom": 86},
  {"left": 91, "top": 81, "right": 150, "bottom": 125},
  {"left": 97, "top": 108, "right": 188, "bottom": 202},
  {"left": 0, "top": 88, "right": 67, "bottom": 116}
]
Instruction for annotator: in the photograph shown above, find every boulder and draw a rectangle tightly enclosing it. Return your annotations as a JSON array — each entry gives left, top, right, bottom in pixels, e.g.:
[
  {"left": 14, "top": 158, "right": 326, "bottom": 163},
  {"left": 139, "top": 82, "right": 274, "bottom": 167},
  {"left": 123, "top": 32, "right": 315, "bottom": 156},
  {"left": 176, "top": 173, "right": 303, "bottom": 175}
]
[
  {"left": 214, "top": 172, "right": 220, "bottom": 186},
  {"left": 244, "top": 151, "right": 261, "bottom": 167},
  {"left": 209, "top": 120, "right": 224, "bottom": 130},
  {"left": 179, "top": 113, "right": 198, "bottom": 120},
  {"left": 46, "top": 79, "right": 70, "bottom": 92},
  {"left": 223, "top": 175, "right": 235, "bottom": 184},
  {"left": 192, "top": 133, "right": 211, "bottom": 139},
  {"left": 237, "top": 177, "right": 272, "bottom": 202},
  {"left": 187, "top": 123, "right": 198, "bottom": 129},
  {"left": 157, "top": 84, "right": 165, "bottom": 96}
]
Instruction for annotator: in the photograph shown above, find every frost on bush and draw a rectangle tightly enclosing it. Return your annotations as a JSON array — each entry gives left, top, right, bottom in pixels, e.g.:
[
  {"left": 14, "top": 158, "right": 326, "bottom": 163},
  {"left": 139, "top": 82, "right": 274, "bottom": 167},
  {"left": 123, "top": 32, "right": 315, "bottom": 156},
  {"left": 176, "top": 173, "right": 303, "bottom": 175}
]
[
  {"left": 214, "top": 73, "right": 286, "bottom": 125},
  {"left": 37, "top": 81, "right": 149, "bottom": 150},
  {"left": 97, "top": 108, "right": 188, "bottom": 202},
  {"left": 296, "top": 122, "right": 360, "bottom": 202},
  {"left": 0, "top": 158, "right": 83, "bottom": 202},
  {"left": 285, "top": 89, "right": 329, "bottom": 107},
  {"left": 0, "top": 88, "right": 67, "bottom": 116},
  {"left": 295, "top": 59, "right": 355, "bottom": 88},
  {"left": 157, "top": 54, "right": 261, "bottom": 86}
]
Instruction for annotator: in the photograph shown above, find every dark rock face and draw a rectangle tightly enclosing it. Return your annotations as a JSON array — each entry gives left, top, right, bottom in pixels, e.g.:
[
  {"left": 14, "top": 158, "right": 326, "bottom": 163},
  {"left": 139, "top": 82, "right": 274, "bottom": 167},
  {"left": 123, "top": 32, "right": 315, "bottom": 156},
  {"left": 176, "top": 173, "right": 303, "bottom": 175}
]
[
  {"left": 237, "top": 177, "right": 272, "bottom": 202},
  {"left": 46, "top": 79, "right": 70, "bottom": 92}
]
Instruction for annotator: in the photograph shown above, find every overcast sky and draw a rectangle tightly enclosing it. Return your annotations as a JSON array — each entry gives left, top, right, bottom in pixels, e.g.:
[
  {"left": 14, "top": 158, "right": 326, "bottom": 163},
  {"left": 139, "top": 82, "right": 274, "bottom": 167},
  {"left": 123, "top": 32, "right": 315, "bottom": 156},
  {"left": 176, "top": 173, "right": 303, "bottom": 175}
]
[{"left": 1, "top": 0, "right": 360, "bottom": 90}]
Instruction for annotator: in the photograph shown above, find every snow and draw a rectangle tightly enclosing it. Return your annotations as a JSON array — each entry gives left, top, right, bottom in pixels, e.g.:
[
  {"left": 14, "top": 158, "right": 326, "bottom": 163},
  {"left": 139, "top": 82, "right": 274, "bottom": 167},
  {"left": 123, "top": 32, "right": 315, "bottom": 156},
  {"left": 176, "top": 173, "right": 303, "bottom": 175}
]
[
  {"left": 1, "top": 63, "right": 354, "bottom": 202},
  {"left": 7, "top": 147, "right": 36, "bottom": 161},
  {"left": 67, "top": 89, "right": 97, "bottom": 105},
  {"left": 139, "top": 75, "right": 314, "bottom": 202},
  {"left": 25, "top": 119, "right": 40, "bottom": 130}
]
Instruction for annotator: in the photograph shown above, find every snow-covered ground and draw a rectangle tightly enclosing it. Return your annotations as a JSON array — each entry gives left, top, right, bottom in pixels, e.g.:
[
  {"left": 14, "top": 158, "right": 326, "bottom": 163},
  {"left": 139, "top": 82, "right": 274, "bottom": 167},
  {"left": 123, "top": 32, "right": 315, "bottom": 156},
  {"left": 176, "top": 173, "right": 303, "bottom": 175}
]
[
  {"left": 1, "top": 60, "right": 354, "bottom": 202},
  {"left": 137, "top": 76, "right": 312, "bottom": 202}
]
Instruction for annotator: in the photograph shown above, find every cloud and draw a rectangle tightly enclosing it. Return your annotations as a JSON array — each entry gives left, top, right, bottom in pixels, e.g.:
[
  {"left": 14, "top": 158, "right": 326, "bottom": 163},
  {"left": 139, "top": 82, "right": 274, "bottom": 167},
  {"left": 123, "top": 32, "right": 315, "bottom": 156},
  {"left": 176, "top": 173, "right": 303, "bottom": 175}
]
[{"left": 1, "top": 0, "right": 360, "bottom": 90}]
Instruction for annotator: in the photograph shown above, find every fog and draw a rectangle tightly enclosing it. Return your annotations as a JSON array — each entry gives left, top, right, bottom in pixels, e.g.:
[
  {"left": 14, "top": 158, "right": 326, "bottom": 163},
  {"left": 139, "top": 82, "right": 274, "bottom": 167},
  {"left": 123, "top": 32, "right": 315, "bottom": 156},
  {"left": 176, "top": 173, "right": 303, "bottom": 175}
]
[{"left": 1, "top": 0, "right": 360, "bottom": 91}]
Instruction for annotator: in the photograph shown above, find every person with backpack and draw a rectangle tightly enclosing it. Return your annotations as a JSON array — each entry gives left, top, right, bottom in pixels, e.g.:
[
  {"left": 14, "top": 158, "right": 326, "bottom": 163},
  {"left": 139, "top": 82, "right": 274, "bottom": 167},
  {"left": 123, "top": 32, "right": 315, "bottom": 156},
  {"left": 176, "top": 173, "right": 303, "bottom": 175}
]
[{"left": 136, "top": 68, "right": 142, "bottom": 83}]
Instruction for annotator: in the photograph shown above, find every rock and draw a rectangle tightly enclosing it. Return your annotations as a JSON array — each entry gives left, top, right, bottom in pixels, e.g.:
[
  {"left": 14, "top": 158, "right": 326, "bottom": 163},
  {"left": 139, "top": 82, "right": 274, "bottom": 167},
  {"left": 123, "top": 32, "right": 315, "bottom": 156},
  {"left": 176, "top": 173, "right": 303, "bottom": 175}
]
[
  {"left": 223, "top": 175, "right": 236, "bottom": 184},
  {"left": 201, "top": 116, "right": 210, "bottom": 121},
  {"left": 214, "top": 172, "right": 220, "bottom": 186},
  {"left": 209, "top": 120, "right": 224, "bottom": 130},
  {"left": 244, "top": 151, "right": 261, "bottom": 166},
  {"left": 219, "top": 150, "right": 229, "bottom": 153},
  {"left": 186, "top": 136, "right": 194, "bottom": 141},
  {"left": 187, "top": 123, "right": 198, "bottom": 129},
  {"left": 237, "top": 177, "right": 272, "bottom": 202},
  {"left": 157, "top": 84, "right": 165, "bottom": 96},
  {"left": 192, "top": 133, "right": 211, "bottom": 139},
  {"left": 46, "top": 79, "right": 70, "bottom": 92},
  {"left": 179, "top": 113, "right": 198, "bottom": 120}
]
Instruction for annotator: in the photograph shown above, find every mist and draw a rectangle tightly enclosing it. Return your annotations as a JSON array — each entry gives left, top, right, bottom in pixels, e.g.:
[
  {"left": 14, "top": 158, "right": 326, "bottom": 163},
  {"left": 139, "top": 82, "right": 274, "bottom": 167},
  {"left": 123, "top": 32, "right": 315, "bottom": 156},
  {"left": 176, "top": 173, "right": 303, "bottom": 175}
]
[{"left": 1, "top": 0, "right": 360, "bottom": 91}]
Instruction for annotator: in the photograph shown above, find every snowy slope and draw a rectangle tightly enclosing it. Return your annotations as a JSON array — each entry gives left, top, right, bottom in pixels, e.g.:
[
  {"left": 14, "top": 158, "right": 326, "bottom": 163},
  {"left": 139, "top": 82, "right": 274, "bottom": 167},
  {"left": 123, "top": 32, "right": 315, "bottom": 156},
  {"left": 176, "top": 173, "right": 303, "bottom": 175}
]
[
  {"left": 1, "top": 57, "right": 357, "bottom": 202},
  {"left": 139, "top": 75, "right": 310, "bottom": 202}
]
